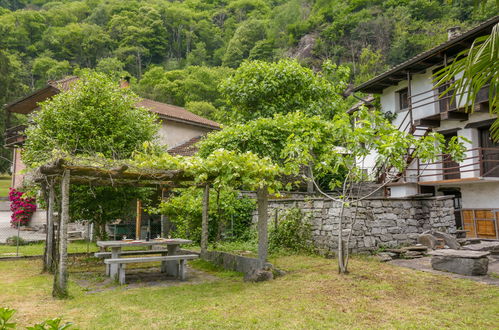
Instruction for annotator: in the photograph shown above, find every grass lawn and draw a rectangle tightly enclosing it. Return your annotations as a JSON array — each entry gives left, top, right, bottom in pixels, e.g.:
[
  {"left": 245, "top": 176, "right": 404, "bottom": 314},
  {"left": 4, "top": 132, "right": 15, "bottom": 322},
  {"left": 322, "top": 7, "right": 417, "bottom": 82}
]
[
  {"left": 0, "top": 240, "right": 99, "bottom": 257},
  {"left": 0, "top": 254, "right": 498, "bottom": 329},
  {"left": 0, "top": 175, "right": 11, "bottom": 197}
]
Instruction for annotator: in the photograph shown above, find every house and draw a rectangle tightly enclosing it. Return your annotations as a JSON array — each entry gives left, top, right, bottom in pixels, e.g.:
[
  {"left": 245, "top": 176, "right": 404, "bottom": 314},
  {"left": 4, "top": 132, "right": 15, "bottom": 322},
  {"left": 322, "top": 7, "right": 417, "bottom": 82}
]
[
  {"left": 353, "top": 16, "right": 499, "bottom": 239},
  {"left": 4, "top": 76, "right": 220, "bottom": 188}
]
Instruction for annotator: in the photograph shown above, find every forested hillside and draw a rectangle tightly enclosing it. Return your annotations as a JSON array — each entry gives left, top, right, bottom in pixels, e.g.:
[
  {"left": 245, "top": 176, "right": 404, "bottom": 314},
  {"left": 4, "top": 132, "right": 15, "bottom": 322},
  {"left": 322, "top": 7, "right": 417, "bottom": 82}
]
[{"left": 1, "top": 0, "right": 496, "bottom": 111}]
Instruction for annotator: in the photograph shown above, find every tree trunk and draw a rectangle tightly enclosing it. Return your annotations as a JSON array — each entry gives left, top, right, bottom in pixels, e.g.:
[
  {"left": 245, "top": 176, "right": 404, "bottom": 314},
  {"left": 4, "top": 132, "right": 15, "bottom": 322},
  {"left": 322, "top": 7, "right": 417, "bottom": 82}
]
[
  {"left": 53, "top": 169, "right": 70, "bottom": 298},
  {"left": 200, "top": 184, "right": 210, "bottom": 255},
  {"left": 257, "top": 187, "right": 268, "bottom": 262},
  {"left": 44, "top": 181, "right": 56, "bottom": 273}
]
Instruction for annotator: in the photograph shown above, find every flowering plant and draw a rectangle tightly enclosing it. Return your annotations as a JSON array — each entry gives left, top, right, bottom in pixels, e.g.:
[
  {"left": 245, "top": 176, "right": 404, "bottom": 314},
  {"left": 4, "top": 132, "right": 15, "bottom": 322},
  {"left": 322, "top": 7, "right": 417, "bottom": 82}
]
[{"left": 9, "top": 188, "right": 37, "bottom": 227}]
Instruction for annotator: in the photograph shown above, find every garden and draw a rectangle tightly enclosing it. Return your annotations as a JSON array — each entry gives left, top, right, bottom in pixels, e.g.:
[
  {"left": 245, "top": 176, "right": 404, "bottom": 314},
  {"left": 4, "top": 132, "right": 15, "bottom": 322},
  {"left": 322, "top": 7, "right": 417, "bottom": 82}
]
[{"left": 1, "top": 60, "right": 498, "bottom": 329}]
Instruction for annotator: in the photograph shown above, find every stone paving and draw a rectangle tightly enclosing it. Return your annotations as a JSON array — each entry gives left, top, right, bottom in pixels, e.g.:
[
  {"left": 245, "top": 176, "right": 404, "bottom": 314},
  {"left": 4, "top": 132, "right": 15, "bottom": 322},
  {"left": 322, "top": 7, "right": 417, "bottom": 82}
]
[
  {"left": 0, "top": 211, "right": 45, "bottom": 244},
  {"left": 389, "top": 256, "right": 499, "bottom": 286}
]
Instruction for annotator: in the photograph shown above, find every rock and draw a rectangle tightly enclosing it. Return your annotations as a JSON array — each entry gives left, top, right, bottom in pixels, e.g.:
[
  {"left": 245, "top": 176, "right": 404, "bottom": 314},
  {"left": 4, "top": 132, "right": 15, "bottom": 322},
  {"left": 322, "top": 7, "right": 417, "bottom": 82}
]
[
  {"left": 404, "top": 251, "right": 425, "bottom": 258},
  {"left": 429, "top": 249, "right": 490, "bottom": 276},
  {"left": 403, "top": 245, "right": 428, "bottom": 252},
  {"left": 377, "top": 253, "right": 392, "bottom": 262},
  {"left": 432, "top": 231, "right": 461, "bottom": 249},
  {"left": 462, "top": 241, "right": 499, "bottom": 253},
  {"left": 417, "top": 234, "right": 438, "bottom": 249},
  {"left": 244, "top": 269, "right": 274, "bottom": 282},
  {"left": 272, "top": 268, "right": 287, "bottom": 278}
]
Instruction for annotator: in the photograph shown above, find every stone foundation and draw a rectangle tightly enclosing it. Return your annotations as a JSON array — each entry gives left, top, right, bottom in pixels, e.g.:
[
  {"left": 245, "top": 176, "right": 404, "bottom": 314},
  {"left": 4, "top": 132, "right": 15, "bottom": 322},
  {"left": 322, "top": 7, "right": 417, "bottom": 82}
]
[{"left": 252, "top": 195, "right": 456, "bottom": 252}]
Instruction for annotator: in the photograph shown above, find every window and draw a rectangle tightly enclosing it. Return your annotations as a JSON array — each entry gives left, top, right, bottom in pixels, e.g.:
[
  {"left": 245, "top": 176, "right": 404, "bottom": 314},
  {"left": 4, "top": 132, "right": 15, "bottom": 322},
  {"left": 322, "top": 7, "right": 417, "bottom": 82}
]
[{"left": 397, "top": 88, "right": 409, "bottom": 112}]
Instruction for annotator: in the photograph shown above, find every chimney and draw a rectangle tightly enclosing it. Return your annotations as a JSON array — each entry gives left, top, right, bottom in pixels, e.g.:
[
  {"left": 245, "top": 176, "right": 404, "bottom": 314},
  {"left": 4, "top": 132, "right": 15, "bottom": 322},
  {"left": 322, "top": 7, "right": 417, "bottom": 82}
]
[
  {"left": 447, "top": 26, "right": 462, "bottom": 40},
  {"left": 119, "top": 76, "right": 131, "bottom": 88}
]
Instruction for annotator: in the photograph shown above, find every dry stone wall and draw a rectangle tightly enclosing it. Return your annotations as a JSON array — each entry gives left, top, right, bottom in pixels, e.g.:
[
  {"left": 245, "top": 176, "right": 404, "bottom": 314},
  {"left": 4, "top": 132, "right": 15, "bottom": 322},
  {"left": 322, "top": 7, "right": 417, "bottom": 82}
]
[{"left": 252, "top": 195, "right": 456, "bottom": 252}]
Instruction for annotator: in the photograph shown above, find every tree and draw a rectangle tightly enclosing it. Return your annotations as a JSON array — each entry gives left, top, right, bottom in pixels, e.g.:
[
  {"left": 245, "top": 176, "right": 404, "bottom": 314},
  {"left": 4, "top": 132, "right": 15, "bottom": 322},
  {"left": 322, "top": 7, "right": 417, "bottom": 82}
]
[
  {"left": 22, "top": 71, "right": 160, "bottom": 239},
  {"left": 434, "top": 23, "right": 498, "bottom": 141},
  {"left": 303, "top": 109, "right": 466, "bottom": 273},
  {"left": 219, "top": 59, "right": 349, "bottom": 122},
  {"left": 198, "top": 111, "right": 344, "bottom": 190},
  {"left": 23, "top": 71, "right": 159, "bottom": 167}
]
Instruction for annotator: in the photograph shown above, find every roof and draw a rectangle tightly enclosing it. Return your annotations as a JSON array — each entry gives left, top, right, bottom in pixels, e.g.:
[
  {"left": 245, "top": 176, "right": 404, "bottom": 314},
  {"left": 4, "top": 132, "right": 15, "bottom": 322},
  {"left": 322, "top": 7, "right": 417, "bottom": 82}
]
[
  {"left": 167, "top": 136, "right": 203, "bottom": 156},
  {"left": 347, "top": 95, "right": 375, "bottom": 114},
  {"left": 137, "top": 99, "right": 219, "bottom": 129},
  {"left": 5, "top": 76, "right": 220, "bottom": 129},
  {"left": 353, "top": 15, "right": 499, "bottom": 94}
]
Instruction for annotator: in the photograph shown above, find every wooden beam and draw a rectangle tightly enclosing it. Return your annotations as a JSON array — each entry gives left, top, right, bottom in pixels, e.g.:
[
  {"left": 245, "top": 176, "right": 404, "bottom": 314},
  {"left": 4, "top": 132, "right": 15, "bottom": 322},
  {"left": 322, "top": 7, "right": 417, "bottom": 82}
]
[
  {"left": 200, "top": 184, "right": 210, "bottom": 255},
  {"left": 53, "top": 169, "right": 69, "bottom": 298},
  {"left": 413, "top": 118, "right": 440, "bottom": 128},
  {"left": 257, "top": 187, "right": 268, "bottom": 262},
  {"left": 136, "top": 200, "right": 142, "bottom": 239},
  {"left": 440, "top": 111, "right": 469, "bottom": 121}
]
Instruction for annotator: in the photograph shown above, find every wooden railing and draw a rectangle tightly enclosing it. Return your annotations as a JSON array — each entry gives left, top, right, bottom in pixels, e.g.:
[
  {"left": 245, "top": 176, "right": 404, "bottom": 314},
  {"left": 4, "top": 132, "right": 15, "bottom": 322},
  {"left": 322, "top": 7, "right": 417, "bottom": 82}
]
[
  {"left": 4, "top": 124, "right": 27, "bottom": 147},
  {"left": 403, "top": 147, "right": 499, "bottom": 180}
]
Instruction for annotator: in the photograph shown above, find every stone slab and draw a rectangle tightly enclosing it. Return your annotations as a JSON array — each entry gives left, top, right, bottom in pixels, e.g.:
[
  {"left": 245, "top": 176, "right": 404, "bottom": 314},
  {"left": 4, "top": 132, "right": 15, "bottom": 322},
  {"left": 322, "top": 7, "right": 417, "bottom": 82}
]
[
  {"left": 462, "top": 241, "right": 499, "bottom": 252},
  {"left": 431, "top": 255, "right": 489, "bottom": 276},
  {"left": 428, "top": 249, "right": 490, "bottom": 259}
]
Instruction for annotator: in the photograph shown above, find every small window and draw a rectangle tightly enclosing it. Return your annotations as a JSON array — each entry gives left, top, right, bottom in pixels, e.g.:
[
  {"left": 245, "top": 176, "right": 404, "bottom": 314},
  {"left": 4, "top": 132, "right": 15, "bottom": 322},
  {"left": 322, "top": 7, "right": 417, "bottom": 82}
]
[{"left": 397, "top": 88, "right": 409, "bottom": 112}]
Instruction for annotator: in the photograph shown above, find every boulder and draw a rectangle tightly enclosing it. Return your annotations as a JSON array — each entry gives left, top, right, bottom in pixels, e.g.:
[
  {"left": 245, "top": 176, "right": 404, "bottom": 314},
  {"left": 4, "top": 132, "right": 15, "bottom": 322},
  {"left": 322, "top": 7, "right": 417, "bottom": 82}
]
[
  {"left": 432, "top": 231, "right": 461, "bottom": 250},
  {"left": 429, "top": 249, "right": 490, "bottom": 276},
  {"left": 417, "top": 234, "right": 439, "bottom": 249},
  {"left": 377, "top": 253, "right": 393, "bottom": 262},
  {"left": 244, "top": 269, "right": 274, "bottom": 282}
]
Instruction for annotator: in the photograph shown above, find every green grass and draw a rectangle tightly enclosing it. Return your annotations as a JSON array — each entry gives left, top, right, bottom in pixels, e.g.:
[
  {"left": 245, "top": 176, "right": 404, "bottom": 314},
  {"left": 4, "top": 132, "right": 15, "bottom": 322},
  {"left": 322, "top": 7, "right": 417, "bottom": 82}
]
[
  {"left": 0, "top": 175, "right": 11, "bottom": 197},
  {"left": 0, "top": 240, "right": 99, "bottom": 257},
  {"left": 0, "top": 254, "right": 498, "bottom": 329}
]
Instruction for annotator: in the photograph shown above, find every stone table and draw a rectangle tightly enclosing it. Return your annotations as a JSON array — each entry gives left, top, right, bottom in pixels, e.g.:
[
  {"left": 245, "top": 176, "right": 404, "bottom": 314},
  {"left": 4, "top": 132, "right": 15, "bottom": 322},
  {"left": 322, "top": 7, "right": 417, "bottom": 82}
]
[{"left": 428, "top": 249, "right": 490, "bottom": 276}]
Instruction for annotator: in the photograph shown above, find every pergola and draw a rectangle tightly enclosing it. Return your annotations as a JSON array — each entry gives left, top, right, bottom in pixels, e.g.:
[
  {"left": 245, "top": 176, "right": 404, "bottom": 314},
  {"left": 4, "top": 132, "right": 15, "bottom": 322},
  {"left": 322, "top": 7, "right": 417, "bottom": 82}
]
[{"left": 34, "top": 158, "right": 269, "bottom": 298}]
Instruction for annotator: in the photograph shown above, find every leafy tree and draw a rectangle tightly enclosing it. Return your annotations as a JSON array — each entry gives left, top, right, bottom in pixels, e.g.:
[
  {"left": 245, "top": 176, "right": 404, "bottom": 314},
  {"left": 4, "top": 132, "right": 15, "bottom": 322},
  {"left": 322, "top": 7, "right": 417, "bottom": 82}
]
[
  {"left": 219, "top": 59, "right": 349, "bottom": 122},
  {"left": 303, "top": 109, "right": 466, "bottom": 273},
  {"left": 23, "top": 71, "right": 159, "bottom": 239},
  {"left": 23, "top": 71, "right": 159, "bottom": 166},
  {"left": 136, "top": 65, "right": 233, "bottom": 117},
  {"left": 95, "top": 57, "right": 127, "bottom": 80},
  {"left": 31, "top": 56, "right": 72, "bottom": 88},
  {"left": 222, "top": 19, "right": 267, "bottom": 67}
]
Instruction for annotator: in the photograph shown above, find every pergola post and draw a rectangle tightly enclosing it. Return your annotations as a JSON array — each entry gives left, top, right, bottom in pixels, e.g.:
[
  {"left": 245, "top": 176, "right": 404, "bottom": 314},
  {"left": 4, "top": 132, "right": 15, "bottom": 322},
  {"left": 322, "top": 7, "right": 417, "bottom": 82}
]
[
  {"left": 200, "top": 184, "right": 210, "bottom": 255},
  {"left": 257, "top": 187, "right": 268, "bottom": 262},
  {"left": 160, "top": 188, "right": 168, "bottom": 237},
  {"left": 45, "top": 180, "right": 56, "bottom": 273},
  {"left": 136, "top": 199, "right": 142, "bottom": 239},
  {"left": 53, "top": 169, "right": 70, "bottom": 298}
]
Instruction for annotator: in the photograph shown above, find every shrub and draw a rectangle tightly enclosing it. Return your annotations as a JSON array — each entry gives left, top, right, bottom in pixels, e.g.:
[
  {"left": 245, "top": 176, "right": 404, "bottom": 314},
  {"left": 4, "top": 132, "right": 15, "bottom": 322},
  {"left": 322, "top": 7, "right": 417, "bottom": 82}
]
[
  {"left": 9, "top": 188, "right": 36, "bottom": 227},
  {"left": 158, "top": 188, "right": 256, "bottom": 243},
  {"left": 269, "top": 208, "right": 314, "bottom": 253},
  {"left": 5, "top": 236, "right": 26, "bottom": 246},
  {"left": 0, "top": 307, "right": 72, "bottom": 330}
]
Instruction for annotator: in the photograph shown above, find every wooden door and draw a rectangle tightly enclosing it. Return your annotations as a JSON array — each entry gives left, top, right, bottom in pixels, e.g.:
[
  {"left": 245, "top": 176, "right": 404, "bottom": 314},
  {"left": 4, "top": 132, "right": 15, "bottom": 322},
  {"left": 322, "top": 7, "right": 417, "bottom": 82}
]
[
  {"left": 443, "top": 132, "right": 461, "bottom": 180},
  {"left": 462, "top": 209, "right": 499, "bottom": 239},
  {"left": 479, "top": 127, "right": 499, "bottom": 177}
]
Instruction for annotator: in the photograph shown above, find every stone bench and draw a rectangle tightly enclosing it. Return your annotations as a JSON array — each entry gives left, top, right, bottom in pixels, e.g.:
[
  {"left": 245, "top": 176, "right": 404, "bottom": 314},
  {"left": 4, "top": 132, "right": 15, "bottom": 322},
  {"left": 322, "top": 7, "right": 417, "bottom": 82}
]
[
  {"left": 95, "top": 250, "right": 171, "bottom": 275},
  {"left": 104, "top": 254, "right": 199, "bottom": 284},
  {"left": 428, "top": 249, "right": 490, "bottom": 276}
]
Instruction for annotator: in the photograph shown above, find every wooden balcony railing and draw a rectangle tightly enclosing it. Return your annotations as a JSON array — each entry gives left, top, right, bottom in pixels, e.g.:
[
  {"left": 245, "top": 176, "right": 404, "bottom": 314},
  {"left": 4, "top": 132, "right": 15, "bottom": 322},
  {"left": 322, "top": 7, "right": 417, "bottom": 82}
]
[
  {"left": 4, "top": 124, "right": 27, "bottom": 147},
  {"left": 403, "top": 147, "right": 499, "bottom": 181}
]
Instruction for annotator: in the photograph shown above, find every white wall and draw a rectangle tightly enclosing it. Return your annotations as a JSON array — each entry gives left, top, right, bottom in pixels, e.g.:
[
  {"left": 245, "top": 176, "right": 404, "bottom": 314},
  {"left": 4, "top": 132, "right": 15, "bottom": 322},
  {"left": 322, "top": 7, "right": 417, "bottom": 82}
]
[
  {"left": 157, "top": 119, "right": 212, "bottom": 149},
  {"left": 461, "top": 182, "right": 499, "bottom": 209}
]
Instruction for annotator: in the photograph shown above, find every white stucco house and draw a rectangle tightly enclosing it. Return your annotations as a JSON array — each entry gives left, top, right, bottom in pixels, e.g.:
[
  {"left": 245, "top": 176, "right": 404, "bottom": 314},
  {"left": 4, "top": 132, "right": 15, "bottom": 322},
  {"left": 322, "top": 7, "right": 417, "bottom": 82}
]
[{"left": 352, "top": 16, "right": 499, "bottom": 239}]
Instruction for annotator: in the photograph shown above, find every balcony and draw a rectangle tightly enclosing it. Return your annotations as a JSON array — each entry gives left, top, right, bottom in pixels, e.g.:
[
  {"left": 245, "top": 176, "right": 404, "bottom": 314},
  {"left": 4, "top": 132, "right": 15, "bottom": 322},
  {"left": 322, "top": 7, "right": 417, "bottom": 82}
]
[
  {"left": 4, "top": 124, "right": 27, "bottom": 148},
  {"left": 404, "top": 147, "right": 499, "bottom": 185},
  {"left": 410, "top": 84, "right": 490, "bottom": 127}
]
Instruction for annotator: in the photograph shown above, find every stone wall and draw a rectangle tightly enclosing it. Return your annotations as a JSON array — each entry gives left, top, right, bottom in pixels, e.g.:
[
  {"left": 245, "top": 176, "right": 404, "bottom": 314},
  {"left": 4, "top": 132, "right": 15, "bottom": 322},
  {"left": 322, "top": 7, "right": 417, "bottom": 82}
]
[{"left": 252, "top": 195, "right": 456, "bottom": 252}]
